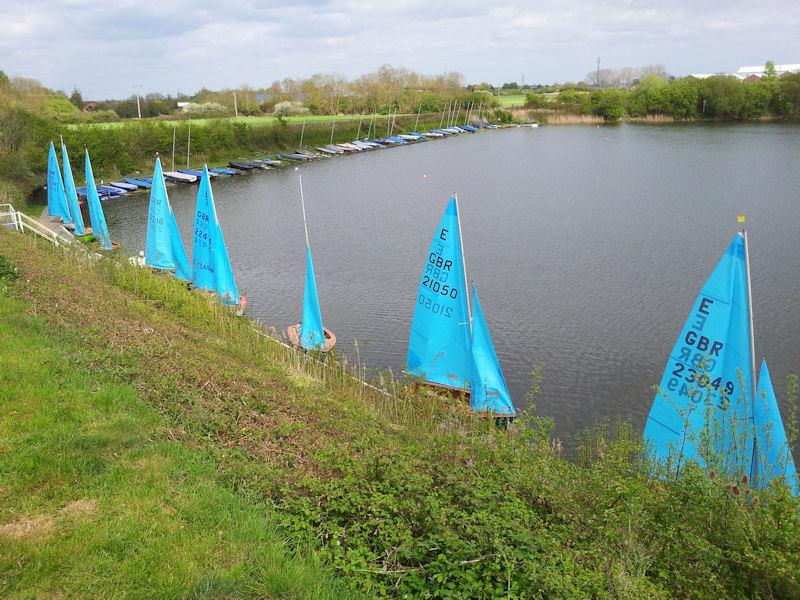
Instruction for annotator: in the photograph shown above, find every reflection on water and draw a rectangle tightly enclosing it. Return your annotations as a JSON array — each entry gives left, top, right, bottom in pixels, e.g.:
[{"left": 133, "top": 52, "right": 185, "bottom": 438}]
[{"left": 104, "top": 123, "right": 800, "bottom": 439}]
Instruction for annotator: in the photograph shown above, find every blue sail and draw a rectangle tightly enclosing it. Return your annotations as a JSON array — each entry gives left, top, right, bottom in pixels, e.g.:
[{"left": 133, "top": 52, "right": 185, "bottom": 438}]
[
  {"left": 754, "top": 360, "right": 798, "bottom": 495},
  {"left": 407, "top": 196, "right": 473, "bottom": 391},
  {"left": 470, "top": 284, "right": 516, "bottom": 416},
  {"left": 46, "top": 142, "right": 71, "bottom": 221},
  {"left": 61, "top": 143, "right": 85, "bottom": 235},
  {"left": 191, "top": 165, "right": 240, "bottom": 305},
  {"left": 145, "top": 157, "right": 192, "bottom": 281},
  {"left": 299, "top": 246, "right": 324, "bottom": 349},
  {"left": 83, "top": 149, "right": 113, "bottom": 250},
  {"left": 644, "top": 233, "right": 755, "bottom": 476}
]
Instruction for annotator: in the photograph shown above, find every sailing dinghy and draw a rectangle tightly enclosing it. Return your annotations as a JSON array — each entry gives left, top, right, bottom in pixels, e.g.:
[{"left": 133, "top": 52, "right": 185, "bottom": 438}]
[
  {"left": 61, "top": 142, "right": 85, "bottom": 236},
  {"left": 83, "top": 149, "right": 114, "bottom": 250},
  {"left": 46, "top": 142, "right": 72, "bottom": 224},
  {"left": 287, "top": 173, "right": 336, "bottom": 352},
  {"left": 406, "top": 195, "right": 516, "bottom": 419},
  {"left": 191, "top": 164, "right": 246, "bottom": 312},
  {"left": 144, "top": 156, "right": 192, "bottom": 281},
  {"left": 643, "top": 223, "right": 797, "bottom": 494}
]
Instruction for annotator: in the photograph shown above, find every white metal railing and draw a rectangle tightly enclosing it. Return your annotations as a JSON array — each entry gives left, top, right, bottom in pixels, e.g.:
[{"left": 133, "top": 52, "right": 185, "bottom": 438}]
[{"left": 0, "top": 204, "right": 74, "bottom": 246}]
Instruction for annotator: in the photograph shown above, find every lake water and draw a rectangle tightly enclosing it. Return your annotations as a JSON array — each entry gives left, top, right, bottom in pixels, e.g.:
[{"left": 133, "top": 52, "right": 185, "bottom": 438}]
[{"left": 103, "top": 123, "right": 800, "bottom": 439}]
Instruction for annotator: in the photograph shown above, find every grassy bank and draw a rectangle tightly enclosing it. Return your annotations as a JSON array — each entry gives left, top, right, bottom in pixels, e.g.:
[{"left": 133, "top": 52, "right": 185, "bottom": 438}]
[
  {"left": 0, "top": 252, "right": 352, "bottom": 599},
  {"left": 1, "top": 230, "right": 799, "bottom": 598}
]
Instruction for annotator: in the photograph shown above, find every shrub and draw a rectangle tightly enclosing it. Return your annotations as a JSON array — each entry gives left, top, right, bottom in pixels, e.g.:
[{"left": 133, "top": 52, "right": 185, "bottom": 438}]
[{"left": 273, "top": 101, "right": 310, "bottom": 117}]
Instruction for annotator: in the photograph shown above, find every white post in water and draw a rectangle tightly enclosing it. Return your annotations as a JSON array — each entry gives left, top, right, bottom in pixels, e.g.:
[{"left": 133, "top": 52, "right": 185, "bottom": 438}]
[
  {"left": 233, "top": 91, "right": 238, "bottom": 118},
  {"left": 171, "top": 126, "right": 176, "bottom": 172},
  {"left": 454, "top": 193, "right": 472, "bottom": 331},
  {"left": 298, "top": 171, "right": 310, "bottom": 248},
  {"left": 741, "top": 217, "right": 759, "bottom": 483},
  {"left": 186, "top": 122, "right": 191, "bottom": 168}
]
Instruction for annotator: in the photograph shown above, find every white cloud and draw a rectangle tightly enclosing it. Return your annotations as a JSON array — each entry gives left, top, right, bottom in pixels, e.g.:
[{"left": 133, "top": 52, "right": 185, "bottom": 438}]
[{"left": 0, "top": 0, "right": 798, "bottom": 97}]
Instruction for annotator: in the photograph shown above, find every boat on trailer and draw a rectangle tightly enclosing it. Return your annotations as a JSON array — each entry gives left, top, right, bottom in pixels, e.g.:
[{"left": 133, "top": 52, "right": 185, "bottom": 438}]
[
  {"left": 296, "top": 149, "right": 323, "bottom": 159},
  {"left": 108, "top": 180, "right": 138, "bottom": 192},
  {"left": 228, "top": 162, "right": 254, "bottom": 171},
  {"left": 277, "top": 152, "right": 310, "bottom": 161},
  {"left": 123, "top": 177, "right": 152, "bottom": 189},
  {"left": 179, "top": 168, "right": 218, "bottom": 178},
  {"left": 209, "top": 167, "right": 237, "bottom": 176},
  {"left": 317, "top": 146, "right": 340, "bottom": 155},
  {"left": 164, "top": 171, "right": 197, "bottom": 183},
  {"left": 97, "top": 185, "right": 126, "bottom": 196}
]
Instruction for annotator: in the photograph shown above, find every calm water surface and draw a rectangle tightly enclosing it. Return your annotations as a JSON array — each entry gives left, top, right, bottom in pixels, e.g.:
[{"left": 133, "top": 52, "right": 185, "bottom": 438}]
[{"left": 104, "top": 123, "right": 800, "bottom": 439}]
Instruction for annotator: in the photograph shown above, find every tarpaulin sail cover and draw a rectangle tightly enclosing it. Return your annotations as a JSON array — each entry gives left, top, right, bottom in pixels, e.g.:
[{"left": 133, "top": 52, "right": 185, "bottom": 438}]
[
  {"left": 644, "top": 233, "right": 755, "bottom": 476},
  {"left": 61, "top": 143, "right": 85, "bottom": 235},
  {"left": 191, "top": 165, "right": 240, "bottom": 305},
  {"left": 46, "top": 142, "right": 71, "bottom": 221},
  {"left": 83, "top": 149, "right": 113, "bottom": 250},
  {"left": 755, "top": 360, "right": 799, "bottom": 495},
  {"left": 299, "top": 246, "right": 324, "bottom": 349},
  {"left": 407, "top": 196, "right": 473, "bottom": 391},
  {"left": 470, "top": 284, "right": 516, "bottom": 416},
  {"left": 145, "top": 156, "right": 191, "bottom": 281}
]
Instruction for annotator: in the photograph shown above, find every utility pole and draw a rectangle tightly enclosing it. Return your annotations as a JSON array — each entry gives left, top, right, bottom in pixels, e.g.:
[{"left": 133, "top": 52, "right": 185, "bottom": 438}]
[
  {"left": 232, "top": 90, "right": 239, "bottom": 117},
  {"left": 134, "top": 84, "right": 142, "bottom": 119}
]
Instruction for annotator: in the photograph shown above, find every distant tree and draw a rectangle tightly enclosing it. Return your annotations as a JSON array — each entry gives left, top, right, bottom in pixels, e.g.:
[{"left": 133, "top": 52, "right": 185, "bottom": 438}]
[
  {"left": 69, "top": 87, "right": 83, "bottom": 108},
  {"left": 586, "top": 68, "right": 613, "bottom": 88},
  {"left": 0, "top": 70, "right": 9, "bottom": 87},
  {"left": 590, "top": 88, "right": 628, "bottom": 120},
  {"left": 524, "top": 92, "right": 548, "bottom": 108},
  {"left": 501, "top": 82, "right": 519, "bottom": 90},
  {"left": 764, "top": 60, "right": 777, "bottom": 80}
]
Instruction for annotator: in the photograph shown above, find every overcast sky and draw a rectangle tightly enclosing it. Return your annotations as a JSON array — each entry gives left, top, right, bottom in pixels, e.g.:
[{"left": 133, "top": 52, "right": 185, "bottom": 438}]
[{"left": 1, "top": 0, "right": 798, "bottom": 99}]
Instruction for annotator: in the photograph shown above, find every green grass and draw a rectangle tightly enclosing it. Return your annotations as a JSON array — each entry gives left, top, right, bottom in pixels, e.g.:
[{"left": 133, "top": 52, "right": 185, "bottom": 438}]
[
  {"left": 0, "top": 273, "right": 351, "bottom": 598},
  {"left": 1, "top": 232, "right": 799, "bottom": 598},
  {"left": 496, "top": 94, "right": 527, "bottom": 107}
]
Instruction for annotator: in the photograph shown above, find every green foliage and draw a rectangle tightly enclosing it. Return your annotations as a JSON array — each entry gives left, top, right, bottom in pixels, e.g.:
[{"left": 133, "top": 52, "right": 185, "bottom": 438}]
[
  {"left": 590, "top": 88, "right": 628, "bottom": 121},
  {"left": 0, "top": 255, "right": 19, "bottom": 282},
  {"left": 43, "top": 93, "right": 81, "bottom": 120},
  {"left": 524, "top": 92, "right": 548, "bottom": 108}
]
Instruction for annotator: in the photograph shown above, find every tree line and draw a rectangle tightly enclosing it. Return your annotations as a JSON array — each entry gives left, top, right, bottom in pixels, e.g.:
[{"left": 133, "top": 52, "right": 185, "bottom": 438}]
[{"left": 526, "top": 69, "right": 800, "bottom": 121}]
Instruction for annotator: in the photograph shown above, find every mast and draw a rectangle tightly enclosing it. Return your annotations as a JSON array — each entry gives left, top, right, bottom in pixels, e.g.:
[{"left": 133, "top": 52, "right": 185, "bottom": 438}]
[
  {"left": 298, "top": 171, "right": 310, "bottom": 248},
  {"left": 454, "top": 193, "right": 472, "bottom": 330},
  {"left": 171, "top": 126, "right": 176, "bottom": 172},
  {"left": 299, "top": 117, "right": 306, "bottom": 148},
  {"left": 742, "top": 220, "right": 759, "bottom": 482},
  {"left": 186, "top": 122, "right": 191, "bottom": 168}
]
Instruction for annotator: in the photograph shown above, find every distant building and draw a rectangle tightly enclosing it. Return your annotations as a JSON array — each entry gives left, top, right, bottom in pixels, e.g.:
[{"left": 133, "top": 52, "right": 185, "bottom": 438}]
[
  {"left": 82, "top": 101, "right": 97, "bottom": 112},
  {"left": 734, "top": 64, "right": 800, "bottom": 79},
  {"left": 177, "top": 101, "right": 190, "bottom": 112},
  {"left": 690, "top": 64, "right": 799, "bottom": 81}
]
